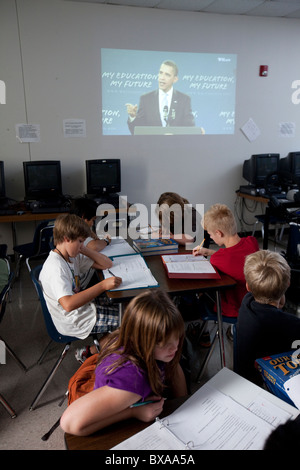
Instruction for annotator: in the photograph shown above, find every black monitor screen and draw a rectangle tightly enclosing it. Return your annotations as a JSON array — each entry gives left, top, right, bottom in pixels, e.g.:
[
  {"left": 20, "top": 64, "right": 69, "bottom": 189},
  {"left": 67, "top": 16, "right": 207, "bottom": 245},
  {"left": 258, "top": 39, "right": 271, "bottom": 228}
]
[
  {"left": 86, "top": 159, "right": 121, "bottom": 196},
  {"left": 243, "top": 154, "right": 279, "bottom": 186},
  {"left": 0, "top": 161, "right": 5, "bottom": 199},
  {"left": 23, "top": 161, "right": 62, "bottom": 200},
  {"left": 290, "top": 152, "right": 300, "bottom": 176},
  {"left": 255, "top": 155, "right": 279, "bottom": 183}
]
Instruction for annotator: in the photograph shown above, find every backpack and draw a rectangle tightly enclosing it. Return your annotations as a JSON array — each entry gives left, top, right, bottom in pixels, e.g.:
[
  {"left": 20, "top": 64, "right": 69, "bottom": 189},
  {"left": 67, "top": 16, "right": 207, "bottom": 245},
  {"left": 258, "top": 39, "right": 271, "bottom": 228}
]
[{"left": 67, "top": 354, "right": 98, "bottom": 405}]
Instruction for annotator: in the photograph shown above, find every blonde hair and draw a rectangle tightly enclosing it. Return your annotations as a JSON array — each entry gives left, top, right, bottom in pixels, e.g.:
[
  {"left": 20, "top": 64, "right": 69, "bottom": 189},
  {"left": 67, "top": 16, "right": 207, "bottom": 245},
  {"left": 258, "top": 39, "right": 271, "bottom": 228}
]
[
  {"left": 244, "top": 250, "right": 290, "bottom": 304},
  {"left": 97, "top": 288, "right": 185, "bottom": 395},
  {"left": 53, "top": 213, "right": 91, "bottom": 245},
  {"left": 203, "top": 203, "right": 237, "bottom": 236}
]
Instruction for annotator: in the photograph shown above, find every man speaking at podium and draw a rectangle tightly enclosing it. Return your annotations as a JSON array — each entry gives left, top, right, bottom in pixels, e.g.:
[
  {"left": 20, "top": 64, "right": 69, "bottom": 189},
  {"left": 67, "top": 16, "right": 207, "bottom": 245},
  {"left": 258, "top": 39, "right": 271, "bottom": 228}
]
[{"left": 126, "top": 60, "right": 196, "bottom": 135}]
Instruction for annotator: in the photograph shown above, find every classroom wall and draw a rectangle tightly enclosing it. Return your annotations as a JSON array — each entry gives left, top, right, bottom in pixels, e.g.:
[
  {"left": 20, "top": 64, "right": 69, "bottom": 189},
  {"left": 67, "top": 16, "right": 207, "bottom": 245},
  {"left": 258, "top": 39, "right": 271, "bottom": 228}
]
[{"left": 1, "top": 0, "right": 300, "bottom": 250}]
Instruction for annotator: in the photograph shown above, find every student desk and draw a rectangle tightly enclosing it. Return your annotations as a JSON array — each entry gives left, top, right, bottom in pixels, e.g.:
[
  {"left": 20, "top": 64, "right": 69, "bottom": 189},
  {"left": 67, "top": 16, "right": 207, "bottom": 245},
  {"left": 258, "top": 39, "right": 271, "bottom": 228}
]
[
  {"left": 64, "top": 367, "right": 299, "bottom": 450},
  {"left": 65, "top": 395, "right": 186, "bottom": 450},
  {"left": 104, "top": 250, "right": 236, "bottom": 370}
]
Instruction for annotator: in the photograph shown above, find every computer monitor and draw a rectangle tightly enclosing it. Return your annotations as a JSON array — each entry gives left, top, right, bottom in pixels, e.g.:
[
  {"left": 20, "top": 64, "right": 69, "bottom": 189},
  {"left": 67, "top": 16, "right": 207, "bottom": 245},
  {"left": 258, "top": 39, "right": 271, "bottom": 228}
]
[
  {"left": 243, "top": 154, "right": 280, "bottom": 187},
  {"left": 85, "top": 159, "right": 121, "bottom": 196},
  {"left": 279, "top": 152, "right": 300, "bottom": 180},
  {"left": 0, "top": 161, "right": 6, "bottom": 199},
  {"left": 23, "top": 160, "right": 62, "bottom": 200}
]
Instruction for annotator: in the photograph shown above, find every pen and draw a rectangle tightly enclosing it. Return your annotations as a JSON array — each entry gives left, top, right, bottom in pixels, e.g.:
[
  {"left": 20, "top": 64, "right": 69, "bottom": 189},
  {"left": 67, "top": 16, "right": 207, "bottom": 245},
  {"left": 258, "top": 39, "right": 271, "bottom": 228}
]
[{"left": 108, "top": 269, "right": 116, "bottom": 277}]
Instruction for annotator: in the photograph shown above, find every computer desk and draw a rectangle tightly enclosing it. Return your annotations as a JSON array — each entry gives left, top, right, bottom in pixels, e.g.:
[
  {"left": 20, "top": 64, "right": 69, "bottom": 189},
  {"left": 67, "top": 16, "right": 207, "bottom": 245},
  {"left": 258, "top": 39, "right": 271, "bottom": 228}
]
[
  {"left": 104, "top": 249, "right": 236, "bottom": 371},
  {"left": 0, "top": 211, "right": 66, "bottom": 247},
  {"left": 237, "top": 191, "right": 282, "bottom": 249},
  {"left": 237, "top": 190, "right": 300, "bottom": 249},
  {"left": 0, "top": 200, "right": 136, "bottom": 247}
]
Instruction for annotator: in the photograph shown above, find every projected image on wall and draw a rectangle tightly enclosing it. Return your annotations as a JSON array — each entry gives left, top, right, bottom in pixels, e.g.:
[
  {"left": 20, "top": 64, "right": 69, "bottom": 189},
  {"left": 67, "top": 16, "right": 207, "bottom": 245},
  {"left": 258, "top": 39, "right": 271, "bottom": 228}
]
[{"left": 101, "top": 48, "right": 237, "bottom": 136}]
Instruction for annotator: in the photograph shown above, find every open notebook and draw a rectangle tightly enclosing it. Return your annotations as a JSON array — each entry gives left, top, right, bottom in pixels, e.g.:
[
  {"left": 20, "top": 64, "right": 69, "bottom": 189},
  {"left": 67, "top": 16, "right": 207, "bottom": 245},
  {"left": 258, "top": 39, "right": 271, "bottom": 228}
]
[
  {"left": 102, "top": 253, "right": 158, "bottom": 291},
  {"left": 161, "top": 254, "right": 220, "bottom": 279},
  {"left": 112, "top": 368, "right": 296, "bottom": 450}
]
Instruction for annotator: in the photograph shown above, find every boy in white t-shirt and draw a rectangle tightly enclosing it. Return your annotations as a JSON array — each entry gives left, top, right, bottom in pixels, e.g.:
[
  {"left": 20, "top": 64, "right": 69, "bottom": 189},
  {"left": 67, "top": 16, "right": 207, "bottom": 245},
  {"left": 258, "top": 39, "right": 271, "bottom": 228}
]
[
  {"left": 71, "top": 198, "right": 111, "bottom": 288},
  {"left": 39, "top": 214, "right": 122, "bottom": 362}
]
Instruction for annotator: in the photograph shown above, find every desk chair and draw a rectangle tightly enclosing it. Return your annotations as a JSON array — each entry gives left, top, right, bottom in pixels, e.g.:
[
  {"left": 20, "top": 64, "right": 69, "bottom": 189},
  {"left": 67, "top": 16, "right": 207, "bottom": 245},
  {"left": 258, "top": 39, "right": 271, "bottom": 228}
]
[
  {"left": 285, "top": 223, "right": 300, "bottom": 268},
  {"left": 29, "top": 265, "right": 100, "bottom": 411},
  {"left": 283, "top": 223, "right": 300, "bottom": 310},
  {"left": 0, "top": 250, "right": 27, "bottom": 418},
  {"left": 13, "top": 220, "right": 55, "bottom": 276},
  {"left": 194, "top": 299, "right": 237, "bottom": 383},
  {"left": 252, "top": 214, "right": 286, "bottom": 243}
]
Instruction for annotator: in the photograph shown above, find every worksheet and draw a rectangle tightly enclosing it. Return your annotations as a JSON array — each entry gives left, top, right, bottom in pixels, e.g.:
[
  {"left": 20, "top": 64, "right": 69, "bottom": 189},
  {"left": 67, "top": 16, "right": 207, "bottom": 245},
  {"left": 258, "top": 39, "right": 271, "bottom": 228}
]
[
  {"left": 112, "top": 381, "right": 292, "bottom": 450},
  {"left": 103, "top": 254, "right": 158, "bottom": 291}
]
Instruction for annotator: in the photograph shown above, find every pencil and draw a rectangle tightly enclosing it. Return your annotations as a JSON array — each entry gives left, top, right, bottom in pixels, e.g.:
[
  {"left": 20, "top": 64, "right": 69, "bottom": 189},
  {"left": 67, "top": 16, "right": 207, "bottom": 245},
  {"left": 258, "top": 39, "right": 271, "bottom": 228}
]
[
  {"left": 130, "top": 398, "right": 166, "bottom": 408},
  {"left": 130, "top": 400, "right": 156, "bottom": 408},
  {"left": 194, "top": 238, "right": 205, "bottom": 253}
]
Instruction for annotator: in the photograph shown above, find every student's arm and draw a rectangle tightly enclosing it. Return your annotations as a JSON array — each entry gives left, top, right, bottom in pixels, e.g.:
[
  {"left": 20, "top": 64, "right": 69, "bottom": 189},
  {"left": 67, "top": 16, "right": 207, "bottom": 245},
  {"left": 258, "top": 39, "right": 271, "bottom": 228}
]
[
  {"left": 86, "top": 238, "right": 110, "bottom": 253},
  {"left": 80, "top": 244, "right": 112, "bottom": 270},
  {"left": 58, "top": 276, "right": 122, "bottom": 312},
  {"left": 152, "top": 228, "right": 195, "bottom": 246},
  {"left": 172, "top": 233, "right": 195, "bottom": 246},
  {"left": 60, "top": 385, "right": 164, "bottom": 436},
  {"left": 169, "top": 364, "right": 188, "bottom": 397}
]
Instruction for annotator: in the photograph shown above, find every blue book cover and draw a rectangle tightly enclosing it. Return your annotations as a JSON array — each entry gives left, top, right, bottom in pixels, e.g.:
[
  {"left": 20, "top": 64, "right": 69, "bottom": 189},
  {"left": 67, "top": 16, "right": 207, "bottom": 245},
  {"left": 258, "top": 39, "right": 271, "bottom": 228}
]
[
  {"left": 133, "top": 238, "right": 178, "bottom": 252},
  {"left": 255, "top": 351, "right": 300, "bottom": 406}
]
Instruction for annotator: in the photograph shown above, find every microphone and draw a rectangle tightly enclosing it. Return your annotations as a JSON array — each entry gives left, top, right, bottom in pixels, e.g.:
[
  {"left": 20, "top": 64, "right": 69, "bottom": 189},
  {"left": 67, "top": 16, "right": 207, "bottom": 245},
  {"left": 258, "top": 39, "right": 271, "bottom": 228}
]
[{"left": 163, "top": 105, "right": 168, "bottom": 125}]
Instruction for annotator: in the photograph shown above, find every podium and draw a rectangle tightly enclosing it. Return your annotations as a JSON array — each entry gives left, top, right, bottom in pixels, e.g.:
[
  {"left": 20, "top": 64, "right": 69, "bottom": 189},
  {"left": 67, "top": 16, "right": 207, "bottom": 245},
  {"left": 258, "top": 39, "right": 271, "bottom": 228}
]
[{"left": 134, "top": 126, "right": 205, "bottom": 135}]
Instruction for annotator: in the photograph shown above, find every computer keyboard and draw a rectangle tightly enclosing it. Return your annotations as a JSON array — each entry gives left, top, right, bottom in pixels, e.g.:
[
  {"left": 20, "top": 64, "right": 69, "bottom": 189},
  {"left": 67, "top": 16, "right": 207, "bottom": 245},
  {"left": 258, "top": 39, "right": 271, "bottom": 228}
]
[
  {"left": 31, "top": 207, "right": 70, "bottom": 214},
  {"left": 0, "top": 209, "right": 17, "bottom": 216},
  {"left": 286, "top": 207, "right": 300, "bottom": 214},
  {"left": 265, "top": 192, "right": 287, "bottom": 199}
]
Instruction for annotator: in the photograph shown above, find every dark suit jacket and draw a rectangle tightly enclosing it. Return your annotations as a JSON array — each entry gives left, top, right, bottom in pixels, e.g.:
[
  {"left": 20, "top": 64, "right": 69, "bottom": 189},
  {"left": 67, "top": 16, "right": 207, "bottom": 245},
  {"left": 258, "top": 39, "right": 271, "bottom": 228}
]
[{"left": 128, "top": 89, "right": 195, "bottom": 135}]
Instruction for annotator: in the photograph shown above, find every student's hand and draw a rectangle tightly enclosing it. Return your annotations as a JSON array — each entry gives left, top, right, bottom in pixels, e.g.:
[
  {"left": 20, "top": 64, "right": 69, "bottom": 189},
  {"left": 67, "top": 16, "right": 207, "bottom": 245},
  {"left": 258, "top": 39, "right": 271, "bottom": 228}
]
[
  {"left": 131, "top": 397, "right": 165, "bottom": 423},
  {"left": 101, "top": 276, "right": 122, "bottom": 291},
  {"left": 193, "top": 247, "right": 214, "bottom": 257},
  {"left": 125, "top": 103, "right": 138, "bottom": 118}
]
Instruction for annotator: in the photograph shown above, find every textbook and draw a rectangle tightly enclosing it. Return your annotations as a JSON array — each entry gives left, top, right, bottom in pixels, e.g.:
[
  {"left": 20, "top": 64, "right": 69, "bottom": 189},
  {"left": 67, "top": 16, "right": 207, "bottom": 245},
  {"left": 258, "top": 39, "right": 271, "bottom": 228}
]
[
  {"left": 102, "top": 253, "right": 158, "bottom": 291},
  {"left": 133, "top": 238, "right": 178, "bottom": 256},
  {"left": 161, "top": 253, "right": 220, "bottom": 279},
  {"left": 255, "top": 350, "right": 300, "bottom": 407}
]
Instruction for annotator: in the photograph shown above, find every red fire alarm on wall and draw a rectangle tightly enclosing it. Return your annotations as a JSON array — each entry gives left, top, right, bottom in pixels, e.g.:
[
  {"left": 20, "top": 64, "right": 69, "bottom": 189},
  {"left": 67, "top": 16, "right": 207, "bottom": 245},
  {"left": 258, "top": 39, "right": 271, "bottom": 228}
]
[{"left": 259, "top": 65, "right": 268, "bottom": 77}]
